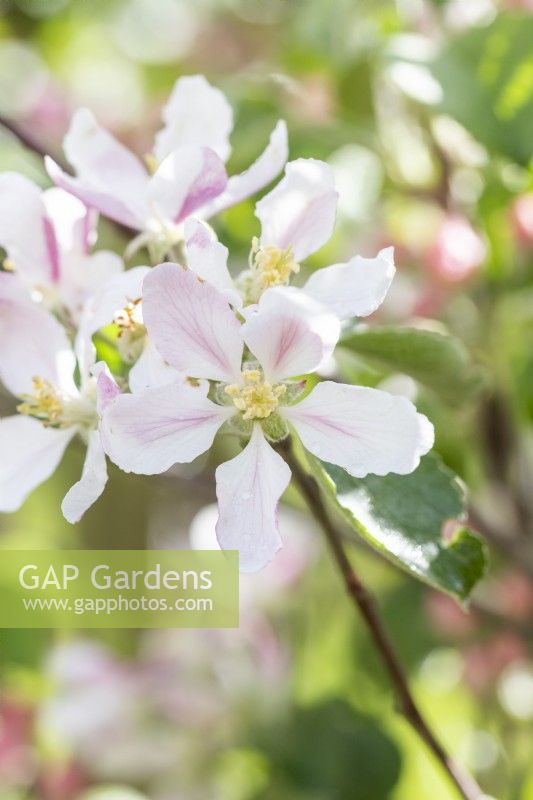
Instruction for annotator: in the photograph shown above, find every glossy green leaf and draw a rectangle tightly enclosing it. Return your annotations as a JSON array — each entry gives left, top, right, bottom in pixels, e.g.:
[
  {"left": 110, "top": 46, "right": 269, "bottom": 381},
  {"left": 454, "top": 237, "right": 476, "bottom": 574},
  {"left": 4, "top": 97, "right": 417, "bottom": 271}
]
[
  {"left": 311, "top": 453, "right": 488, "bottom": 602},
  {"left": 430, "top": 14, "right": 533, "bottom": 164},
  {"left": 339, "top": 326, "right": 484, "bottom": 403}
]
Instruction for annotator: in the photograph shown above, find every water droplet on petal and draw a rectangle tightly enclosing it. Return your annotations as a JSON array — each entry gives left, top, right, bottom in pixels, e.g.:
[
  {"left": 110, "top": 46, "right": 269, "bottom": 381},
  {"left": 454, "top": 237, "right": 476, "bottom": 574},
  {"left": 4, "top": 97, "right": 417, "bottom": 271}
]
[{"left": 241, "top": 491, "right": 252, "bottom": 501}]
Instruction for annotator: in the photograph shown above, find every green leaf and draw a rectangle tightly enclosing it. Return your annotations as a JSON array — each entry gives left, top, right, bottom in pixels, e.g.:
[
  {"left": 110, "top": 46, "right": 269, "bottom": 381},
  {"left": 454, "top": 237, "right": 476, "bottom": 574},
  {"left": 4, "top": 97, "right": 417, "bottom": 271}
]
[
  {"left": 339, "top": 326, "right": 484, "bottom": 403},
  {"left": 430, "top": 14, "right": 533, "bottom": 164},
  {"left": 311, "top": 453, "right": 488, "bottom": 602}
]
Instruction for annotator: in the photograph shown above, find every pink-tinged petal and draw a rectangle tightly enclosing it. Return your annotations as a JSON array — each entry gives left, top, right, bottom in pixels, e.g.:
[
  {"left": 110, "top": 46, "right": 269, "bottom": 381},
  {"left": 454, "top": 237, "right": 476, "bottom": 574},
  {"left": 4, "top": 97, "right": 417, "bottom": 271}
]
[
  {"left": 148, "top": 146, "right": 227, "bottom": 224},
  {"left": 46, "top": 108, "right": 149, "bottom": 229},
  {"left": 42, "top": 187, "right": 97, "bottom": 255},
  {"left": 61, "top": 430, "right": 108, "bottom": 523},
  {"left": 284, "top": 381, "right": 434, "bottom": 478},
  {"left": 0, "top": 273, "right": 76, "bottom": 396},
  {"left": 303, "top": 247, "right": 396, "bottom": 320},
  {"left": 143, "top": 264, "right": 243, "bottom": 382},
  {"left": 243, "top": 306, "right": 329, "bottom": 383},
  {"left": 0, "top": 416, "right": 74, "bottom": 512},
  {"left": 184, "top": 218, "right": 240, "bottom": 306},
  {"left": 199, "top": 120, "right": 288, "bottom": 218},
  {"left": 101, "top": 381, "right": 232, "bottom": 474},
  {"left": 128, "top": 338, "right": 182, "bottom": 394},
  {"left": 46, "top": 156, "right": 145, "bottom": 231},
  {"left": 60, "top": 108, "right": 148, "bottom": 226},
  {"left": 154, "top": 75, "right": 233, "bottom": 163},
  {"left": 93, "top": 362, "right": 120, "bottom": 414},
  {"left": 42, "top": 215, "right": 60, "bottom": 283},
  {"left": 215, "top": 425, "right": 291, "bottom": 572},
  {"left": 0, "top": 172, "right": 56, "bottom": 285},
  {"left": 256, "top": 159, "right": 338, "bottom": 261},
  {"left": 246, "top": 286, "right": 340, "bottom": 376}
]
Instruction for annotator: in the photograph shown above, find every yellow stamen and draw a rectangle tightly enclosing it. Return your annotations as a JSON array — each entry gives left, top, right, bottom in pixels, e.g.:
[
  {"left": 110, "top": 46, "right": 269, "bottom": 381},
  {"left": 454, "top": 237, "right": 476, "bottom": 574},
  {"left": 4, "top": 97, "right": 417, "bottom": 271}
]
[
  {"left": 113, "top": 298, "right": 146, "bottom": 363},
  {"left": 144, "top": 153, "right": 159, "bottom": 175},
  {"left": 225, "top": 369, "right": 286, "bottom": 421},
  {"left": 2, "top": 258, "right": 16, "bottom": 272},
  {"left": 113, "top": 298, "right": 143, "bottom": 332},
  {"left": 250, "top": 237, "right": 300, "bottom": 291},
  {"left": 17, "top": 377, "right": 64, "bottom": 427}
]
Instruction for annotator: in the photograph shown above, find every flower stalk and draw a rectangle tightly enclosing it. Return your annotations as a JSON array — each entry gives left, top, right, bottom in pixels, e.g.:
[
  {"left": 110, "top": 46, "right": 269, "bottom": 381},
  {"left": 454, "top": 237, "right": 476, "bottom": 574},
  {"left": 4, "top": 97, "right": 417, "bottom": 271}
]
[{"left": 278, "top": 436, "right": 485, "bottom": 800}]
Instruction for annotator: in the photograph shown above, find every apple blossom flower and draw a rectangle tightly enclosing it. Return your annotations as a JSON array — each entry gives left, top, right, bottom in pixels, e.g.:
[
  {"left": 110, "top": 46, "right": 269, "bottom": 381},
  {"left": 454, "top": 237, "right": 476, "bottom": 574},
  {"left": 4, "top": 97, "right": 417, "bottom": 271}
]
[
  {"left": 183, "top": 158, "right": 396, "bottom": 320},
  {"left": 101, "top": 264, "right": 433, "bottom": 570},
  {"left": 0, "top": 259, "right": 191, "bottom": 521},
  {"left": 45, "top": 75, "right": 288, "bottom": 255},
  {"left": 0, "top": 173, "right": 122, "bottom": 322},
  {"left": 0, "top": 289, "right": 120, "bottom": 522}
]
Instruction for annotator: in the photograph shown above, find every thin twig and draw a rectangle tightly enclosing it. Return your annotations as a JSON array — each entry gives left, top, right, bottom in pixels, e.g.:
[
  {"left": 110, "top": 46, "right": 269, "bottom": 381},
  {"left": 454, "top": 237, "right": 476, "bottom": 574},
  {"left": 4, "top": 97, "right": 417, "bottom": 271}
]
[
  {"left": 0, "top": 114, "right": 67, "bottom": 169},
  {"left": 278, "top": 438, "right": 485, "bottom": 800}
]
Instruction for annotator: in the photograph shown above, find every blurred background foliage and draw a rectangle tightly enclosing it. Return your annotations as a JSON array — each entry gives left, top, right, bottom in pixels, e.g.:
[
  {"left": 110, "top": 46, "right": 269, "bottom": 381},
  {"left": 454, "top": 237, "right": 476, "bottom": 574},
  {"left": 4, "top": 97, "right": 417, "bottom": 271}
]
[{"left": 0, "top": 0, "right": 532, "bottom": 798}]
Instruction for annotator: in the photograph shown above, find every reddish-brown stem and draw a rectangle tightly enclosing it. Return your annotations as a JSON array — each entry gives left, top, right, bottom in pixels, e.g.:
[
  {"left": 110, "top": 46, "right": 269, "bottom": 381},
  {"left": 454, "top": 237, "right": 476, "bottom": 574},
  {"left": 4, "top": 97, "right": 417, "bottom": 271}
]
[{"left": 279, "top": 438, "right": 485, "bottom": 800}]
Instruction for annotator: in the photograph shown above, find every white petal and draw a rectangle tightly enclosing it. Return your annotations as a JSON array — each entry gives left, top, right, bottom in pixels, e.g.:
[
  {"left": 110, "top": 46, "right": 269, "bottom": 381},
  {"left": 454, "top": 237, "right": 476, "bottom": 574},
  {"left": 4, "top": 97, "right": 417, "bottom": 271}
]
[
  {"left": 256, "top": 158, "right": 338, "bottom": 261},
  {"left": 215, "top": 425, "right": 291, "bottom": 572},
  {"left": 0, "top": 273, "right": 76, "bottom": 396},
  {"left": 61, "top": 430, "right": 108, "bottom": 523},
  {"left": 284, "top": 381, "right": 434, "bottom": 477},
  {"left": 184, "top": 218, "right": 240, "bottom": 306},
  {"left": 101, "top": 381, "right": 232, "bottom": 474},
  {"left": 59, "top": 249, "right": 124, "bottom": 323},
  {"left": 128, "top": 338, "right": 182, "bottom": 393},
  {"left": 303, "top": 247, "right": 396, "bottom": 320},
  {"left": 62, "top": 108, "right": 148, "bottom": 222},
  {"left": 80, "top": 265, "right": 149, "bottom": 339},
  {"left": 142, "top": 264, "right": 243, "bottom": 382},
  {"left": 0, "top": 172, "right": 57, "bottom": 285},
  {"left": 74, "top": 326, "right": 96, "bottom": 392},
  {"left": 147, "top": 146, "right": 227, "bottom": 225},
  {"left": 199, "top": 120, "right": 288, "bottom": 218},
  {"left": 0, "top": 416, "right": 74, "bottom": 512},
  {"left": 242, "top": 304, "right": 331, "bottom": 383},
  {"left": 154, "top": 75, "right": 233, "bottom": 163}
]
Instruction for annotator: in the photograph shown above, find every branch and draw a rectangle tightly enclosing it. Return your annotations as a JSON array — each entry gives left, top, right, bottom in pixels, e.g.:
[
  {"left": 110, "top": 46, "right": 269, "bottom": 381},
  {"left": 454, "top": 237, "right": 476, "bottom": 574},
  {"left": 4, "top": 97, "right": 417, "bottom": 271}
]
[{"left": 278, "top": 438, "right": 485, "bottom": 800}]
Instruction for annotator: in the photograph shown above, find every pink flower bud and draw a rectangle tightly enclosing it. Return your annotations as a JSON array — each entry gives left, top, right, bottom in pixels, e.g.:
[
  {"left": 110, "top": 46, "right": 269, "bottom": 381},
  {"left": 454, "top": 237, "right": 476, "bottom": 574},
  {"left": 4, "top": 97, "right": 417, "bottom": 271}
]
[{"left": 426, "top": 214, "right": 486, "bottom": 284}]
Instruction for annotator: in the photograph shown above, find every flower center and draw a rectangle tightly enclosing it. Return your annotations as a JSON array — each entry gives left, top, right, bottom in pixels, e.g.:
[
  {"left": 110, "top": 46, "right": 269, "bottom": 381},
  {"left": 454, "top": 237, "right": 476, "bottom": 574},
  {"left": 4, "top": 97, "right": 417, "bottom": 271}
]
[
  {"left": 17, "top": 378, "right": 64, "bottom": 427},
  {"left": 225, "top": 369, "right": 286, "bottom": 421},
  {"left": 250, "top": 237, "right": 300, "bottom": 291},
  {"left": 17, "top": 377, "right": 97, "bottom": 430}
]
